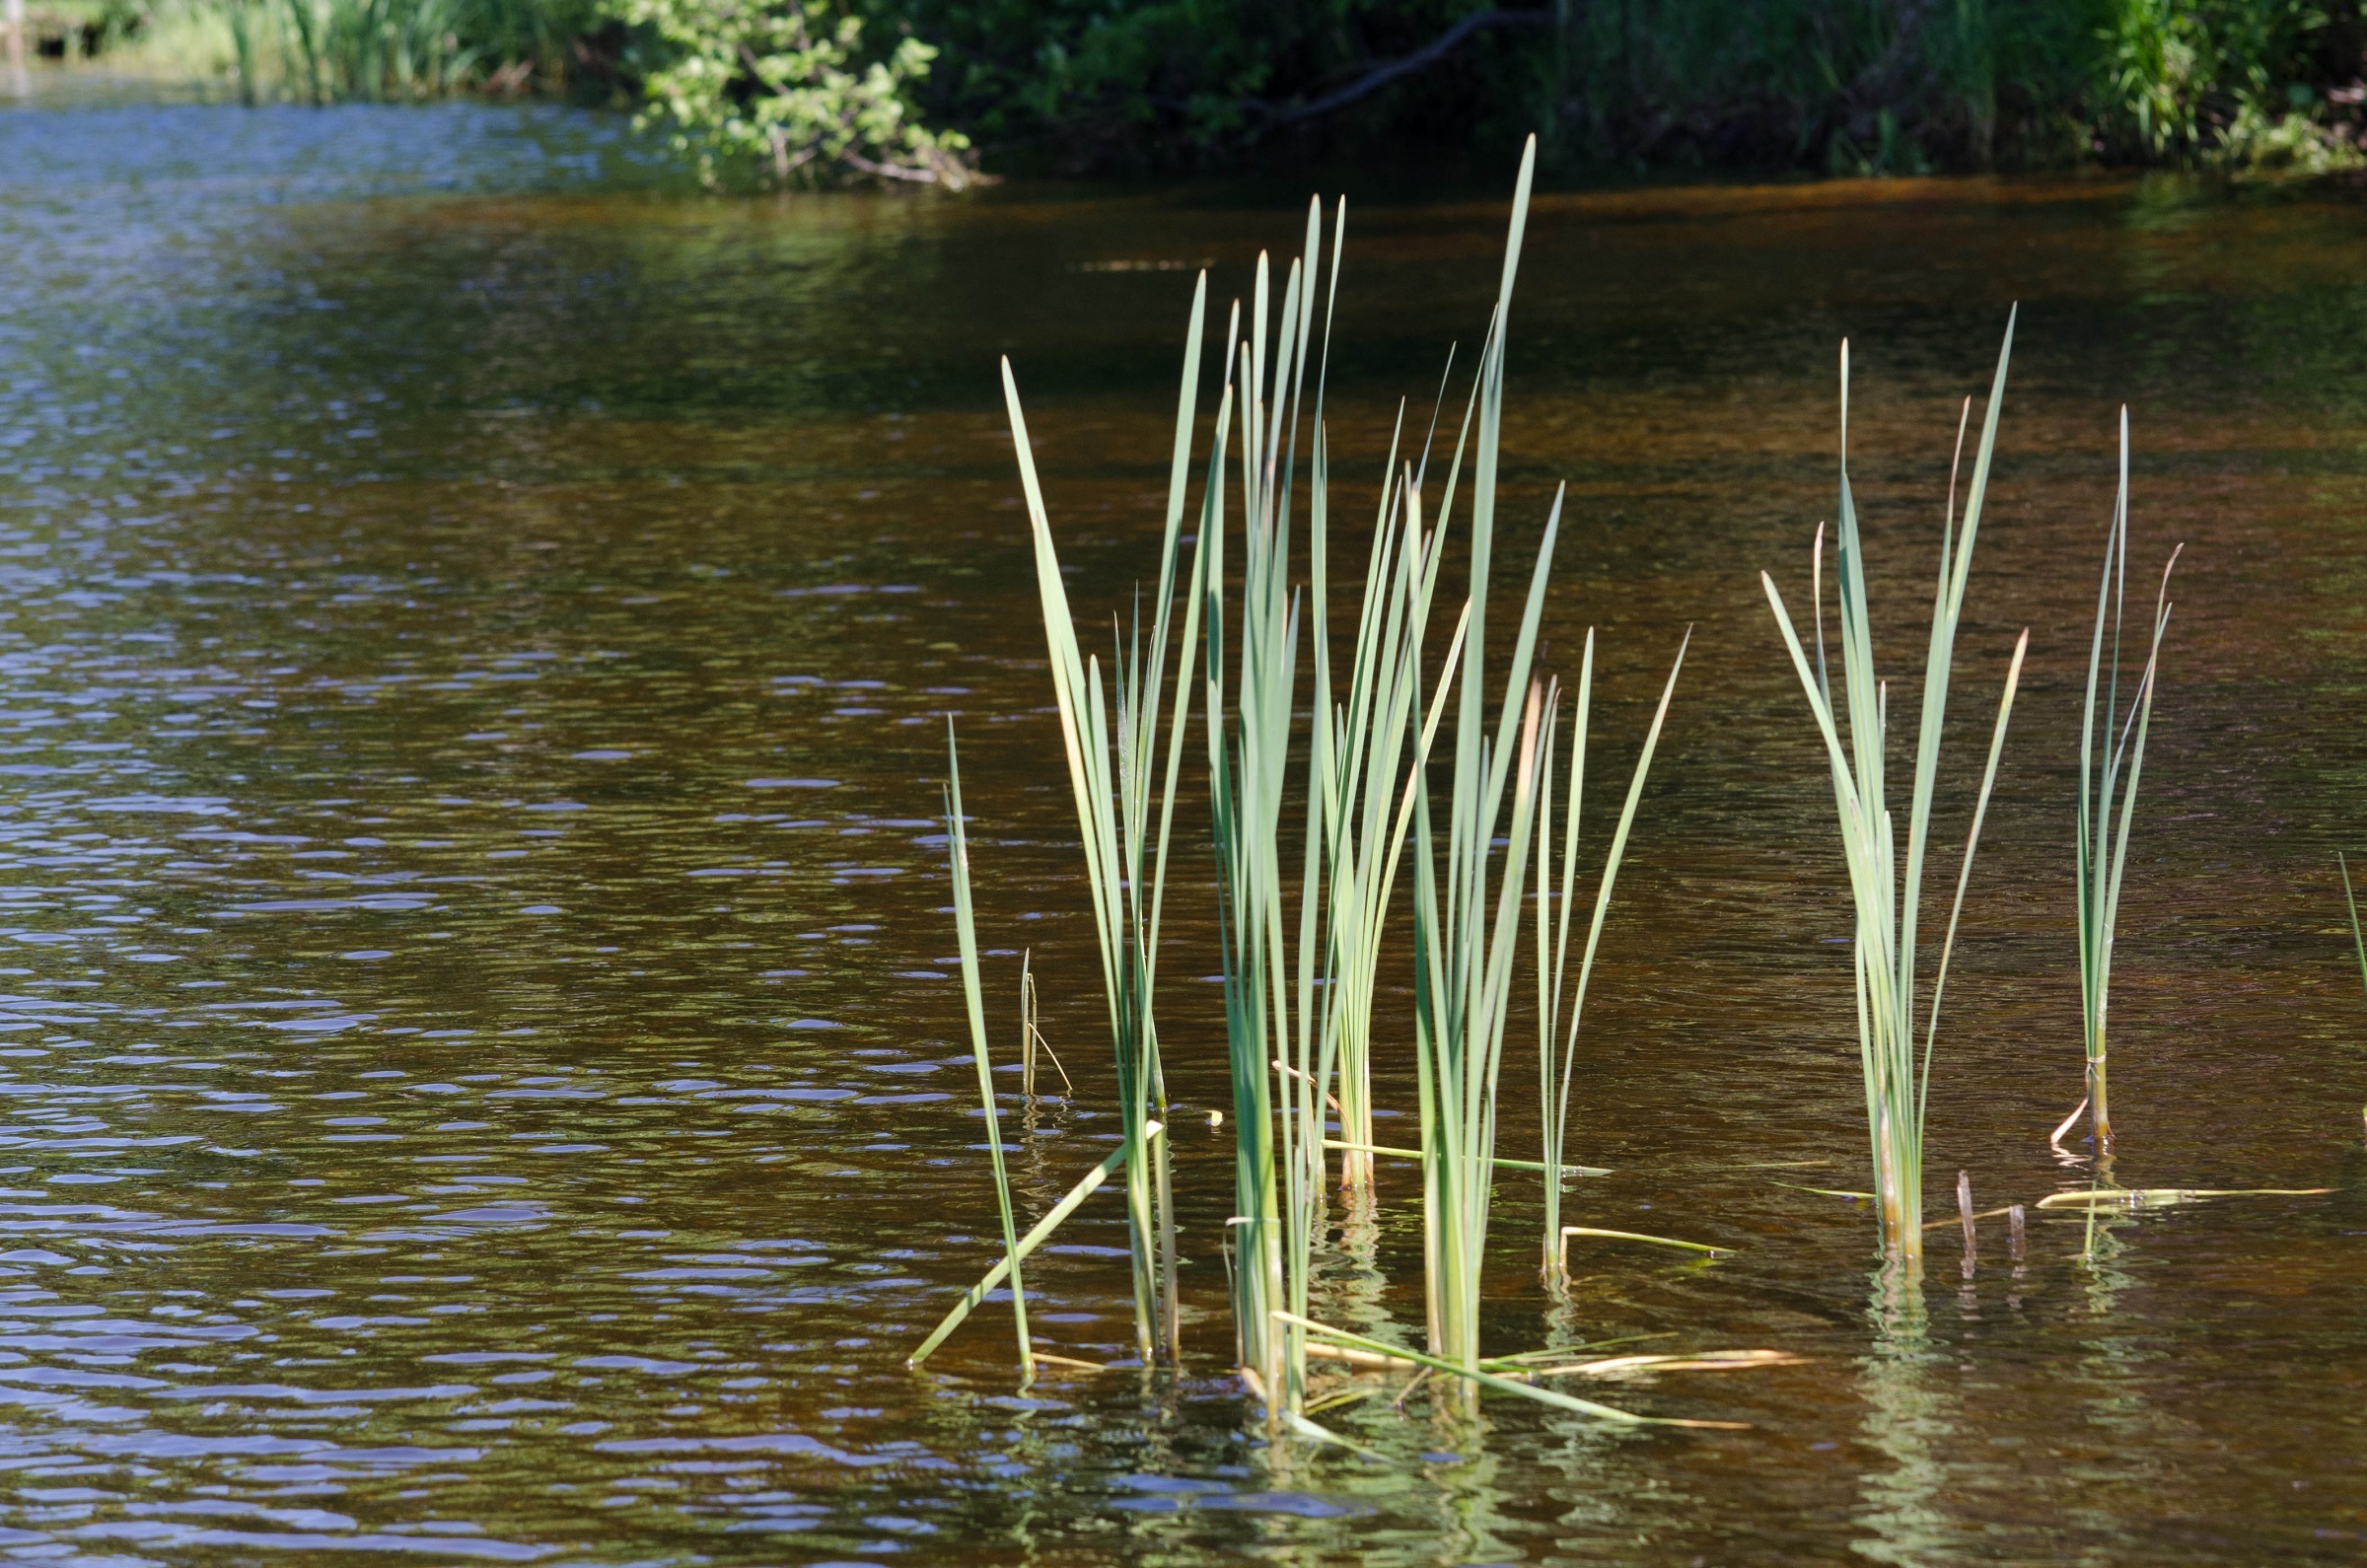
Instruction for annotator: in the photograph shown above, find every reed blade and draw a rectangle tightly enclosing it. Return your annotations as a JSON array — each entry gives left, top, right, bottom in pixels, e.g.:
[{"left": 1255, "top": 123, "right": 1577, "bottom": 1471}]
[
  {"left": 940, "top": 720, "right": 1030, "bottom": 1377},
  {"left": 906, "top": 1127, "right": 1163, "bottom": 1368}
]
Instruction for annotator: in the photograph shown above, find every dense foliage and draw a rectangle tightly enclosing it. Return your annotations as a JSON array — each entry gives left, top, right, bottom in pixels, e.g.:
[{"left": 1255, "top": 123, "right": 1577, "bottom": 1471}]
[
  {"left": 606, "top": 0, "right": 2367, "bottom": 180},
  {"left": 46, "top": 0, "right": 2367, "bottom": 181},
  {"left": 896, "top": 0, "right": 2366, "bottom": 174},
  {"left": 607, "top": 0, "right": 971, "bottom": 184}
]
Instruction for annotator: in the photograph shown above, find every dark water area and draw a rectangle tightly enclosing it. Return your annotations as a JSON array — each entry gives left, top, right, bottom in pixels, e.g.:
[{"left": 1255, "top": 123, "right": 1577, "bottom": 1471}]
[{"left": 2, "top": 97, "right": 2367, "bottom": 1564}]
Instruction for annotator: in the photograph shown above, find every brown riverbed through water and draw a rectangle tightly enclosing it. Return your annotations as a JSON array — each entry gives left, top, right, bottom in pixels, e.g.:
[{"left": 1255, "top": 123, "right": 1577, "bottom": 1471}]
[{"left": 1, "top": 95, "right": 2366, "bottom": 1563}]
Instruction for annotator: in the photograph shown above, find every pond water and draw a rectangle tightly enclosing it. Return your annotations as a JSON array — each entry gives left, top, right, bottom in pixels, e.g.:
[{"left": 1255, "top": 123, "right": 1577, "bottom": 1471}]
[{"left": 2, "top": 95, "right": 2366, "bottom": 1565}]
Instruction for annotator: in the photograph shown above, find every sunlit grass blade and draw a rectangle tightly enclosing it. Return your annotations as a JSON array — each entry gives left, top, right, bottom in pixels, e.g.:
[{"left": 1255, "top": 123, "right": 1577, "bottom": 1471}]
[
  {"left": 1273, "top": 1311, "right": 1745, "bottom": 1427},
  {"left": 940, "top": 719, "right": 1029, "bottom": 1378},
  {"left": 906, "top": 1123, "right": 1166, "bottom": 1368},
  {"left": 2036, "top": 1185, "right": 2333, "bottom": 1209},
  {"left": 1538, "top": 627, "right": 1691, "bottom": 1281},
  {"left": 2076, "top": 405, "right": 2182, "bottom": 1153},
  {"left": 1556, "top": 1227, "right": 1732, "bottom": 1270},
  {"left": 2343, "top": 852, "right": 2367, "bottom": 1134}
]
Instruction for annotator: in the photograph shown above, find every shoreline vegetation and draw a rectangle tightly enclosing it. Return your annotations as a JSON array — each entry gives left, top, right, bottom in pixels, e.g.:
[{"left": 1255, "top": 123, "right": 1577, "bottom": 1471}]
[{"left": 11, "top": 0, "right": 2367, "bottom": 187}]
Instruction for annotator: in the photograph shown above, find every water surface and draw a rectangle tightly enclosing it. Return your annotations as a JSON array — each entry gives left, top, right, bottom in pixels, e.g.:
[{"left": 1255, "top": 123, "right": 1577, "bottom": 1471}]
[{"left": 2, "top": 100, "right": 2366, "bottom": 1564}]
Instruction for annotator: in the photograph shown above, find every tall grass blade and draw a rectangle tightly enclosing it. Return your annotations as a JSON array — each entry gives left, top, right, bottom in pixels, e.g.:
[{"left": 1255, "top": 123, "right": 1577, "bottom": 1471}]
[
  {"left": 2076, "top": 406, "right": 2181, "bottom": 1153},
  {"left": 2343, "top": 853, "right": 2367, "bottom": 1001},
  {"left": 999, "top": 272, "right": 1212, "bottom": 1364},
  {"left": 941, "top": 720, "right": 1030, "bottom": 1378},
  {"left": 1538, "top": 627, "right": 1691, "bottom": 1280}
]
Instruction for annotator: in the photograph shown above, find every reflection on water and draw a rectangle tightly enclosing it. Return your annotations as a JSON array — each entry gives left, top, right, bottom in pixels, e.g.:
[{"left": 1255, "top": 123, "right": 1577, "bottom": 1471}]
[
  {"left": 1, "top": 99, "right": 2366, "bottom": 1562},
  {"left": 1852, "top": 1270, "right": 1955, "bottom": 1566}
]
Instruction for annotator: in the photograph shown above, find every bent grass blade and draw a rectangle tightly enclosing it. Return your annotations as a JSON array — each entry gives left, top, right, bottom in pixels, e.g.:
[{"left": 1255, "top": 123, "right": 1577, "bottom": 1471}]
[
  {"left": 907, "top": 1121, "right": 1167, "bottom": 1369},
  {"left": 1323, "top": 1137, "right": 1609, "bottom": 1176},
  {"left": 1273, "top": 1311, "right": 1747, "bottom": 1428},
  {"left": 2036, "top": 1185, "right": 2332, "bottom": 1210},
  {"left": 1556, "top": 1227, "right": 1732, "bottom": 1272}
]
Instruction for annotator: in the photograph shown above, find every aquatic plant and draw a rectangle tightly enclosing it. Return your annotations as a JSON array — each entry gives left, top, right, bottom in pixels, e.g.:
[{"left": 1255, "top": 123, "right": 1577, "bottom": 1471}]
[
  {"left": 906, "top": 1125, "right": 1163, "bottom": 1368},
  {"left": 988, "top": 137, "right": 1720, "bottom": 1429},
  {"left": 1197, "top": 205, "right": 1324, "bottom": 1418},
  {"left": 1759, "top": 326, "right": 2030, "bottom": 1266},
  {"left": 1403, "top": 139, "right": 1581, "bottom": 1392},
  {"left": 1000, "top": 277, "right": 1213, "bottom": 1367},
  {"left": 1015, "top": 950, "right": 1068, "bottom": 1101},
  {"left": 2075, "top": 413, "right": 2181, "bottom": 1155},
  {"left": 1534, "top": 633, "right": 1689, "bottom": 1284},
  {"left": 939, "top": 721, "right": 1030, "bottom": 1377},
  {"left": 235, "top": 0, "right": 572, "bottom": 102},
  {"left": 2338, "top": 852, "right": 2367, "bottom": 1135},
  {"left": 1308, "top": 335, "right": 1455, "bottom": 1201}
]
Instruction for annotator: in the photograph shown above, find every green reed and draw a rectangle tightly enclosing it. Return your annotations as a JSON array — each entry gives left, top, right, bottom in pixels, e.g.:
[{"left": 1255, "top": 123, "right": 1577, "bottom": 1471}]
[
  {"left": 1191, "top": 185, "right": 1437, "bottom": 1417},
  {"left": 2337, "top": 853, "right": 2367, "bottom": 1135},
  {"left": 1310, "top": 347, "right": 1454, "bottom": 1201},
  {"left": 1000, "top": 273, "right": 1213, "bottom": 1367},
  {"left": 2344, "top": 853, "right": 2367, "bottom": 999},
  {"left": 1759, "top": 324, "right": 2029, "bottom": 1266},
  {"left": 214, "top": 0, "right": 563, "bottom": 103},
  {"left": 1534, "top": 629, "right": 1689, "bottom": 1283},
  {"left": 1200, "top": 208, "right": 1321, "bottom": 1417},
  {"left": 1001, "top": 138, "right": 1697, "bottom": 1426},
  {"left": 2075, "top": 408, "right": 2181, "bottom": 1155},
  {"left": 1403, "top": 137, "right": 1570, "bottom": 1391},
  {"left": 941, "top": 721, "right": 1030, "bottom": 1378}
]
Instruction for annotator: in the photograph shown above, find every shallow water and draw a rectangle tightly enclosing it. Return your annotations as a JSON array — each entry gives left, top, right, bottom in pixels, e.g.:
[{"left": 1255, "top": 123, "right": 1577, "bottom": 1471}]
[{"left": 2, "top": 94, "right": 2367, "bottom": 1565}]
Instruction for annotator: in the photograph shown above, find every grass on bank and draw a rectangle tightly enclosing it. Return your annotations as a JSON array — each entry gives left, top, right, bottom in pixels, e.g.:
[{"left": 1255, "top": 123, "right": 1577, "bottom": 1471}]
[{"left": 48, "top": 0, "right": 573, "bottom": 100}]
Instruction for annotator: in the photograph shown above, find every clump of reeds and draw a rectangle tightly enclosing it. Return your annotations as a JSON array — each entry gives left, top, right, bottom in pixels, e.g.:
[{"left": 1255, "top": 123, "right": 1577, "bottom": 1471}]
[
  {"left": 999, "top": 277, "right": 1213, "bottom": 1366},
  {"left": 984, "top": 136, "right": 1746, "bottom": 1433},
  {"left": 1403, "top": 180, "right": 1558, "bottom": 1385},
  {"left": 1310, "top": 348, "right": 1454, "bottom": 1201},
  {"left": 1759, "top": 326, "right": 2030, "bottom": 1266},
  {"left": 1395, "top": 139, "right": 1695, "bottom": 1390},
  {"left": 1199, "top": 202, "right": 1332, "bottom": 1419},
  {"left": 2074, "top": 410, "right": 2181, "bottom": 1155}
]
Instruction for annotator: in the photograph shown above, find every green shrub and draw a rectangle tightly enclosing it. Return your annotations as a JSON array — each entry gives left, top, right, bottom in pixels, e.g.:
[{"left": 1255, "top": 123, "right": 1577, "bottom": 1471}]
[{"left": 604, "top": 0, "right": 974, "bottom": 185}]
